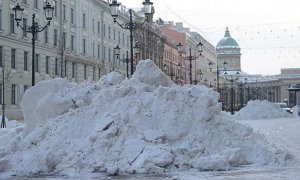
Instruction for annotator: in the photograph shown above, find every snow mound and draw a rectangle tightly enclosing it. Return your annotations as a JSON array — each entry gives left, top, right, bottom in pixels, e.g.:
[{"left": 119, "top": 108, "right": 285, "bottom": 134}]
[
  {"left": 235, "top": 100, "right": 292, "bottom": 120},
  {"left": 0, "top": 60, "right": 293, "bottom": 176}
]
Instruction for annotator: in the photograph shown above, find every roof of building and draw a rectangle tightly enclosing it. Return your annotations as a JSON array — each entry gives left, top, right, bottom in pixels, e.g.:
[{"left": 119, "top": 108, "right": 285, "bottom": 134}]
[{"left": 216, "top": 27, "right": 240, "bottom": 49}]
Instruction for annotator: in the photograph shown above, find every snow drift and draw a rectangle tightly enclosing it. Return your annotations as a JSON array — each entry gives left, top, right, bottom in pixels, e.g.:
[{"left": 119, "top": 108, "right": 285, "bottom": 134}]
[
  {"left": 0, "top": 60, "right": 293, "bottom": 176},
  {"left": 235, "top": 100, "right": 292, "bottom": 120}
]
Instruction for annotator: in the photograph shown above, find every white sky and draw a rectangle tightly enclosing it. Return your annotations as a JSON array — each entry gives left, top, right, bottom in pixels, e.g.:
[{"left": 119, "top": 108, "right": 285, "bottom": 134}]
[{"left": 119, "top": 0, "right": 300, "bottom": 75}]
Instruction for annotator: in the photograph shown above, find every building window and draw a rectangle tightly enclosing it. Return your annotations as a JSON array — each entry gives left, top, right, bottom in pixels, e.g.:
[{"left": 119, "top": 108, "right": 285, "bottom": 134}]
[
  {"left": 108, "top": 27, "right": 111, "bottom": 39},
  {"left": 35, "top": 54, "right": 39, "bottom": 72},
  {"left": 0, "top": 9, "right": 2, "bottom": 30},
  {"left": 63, "top": 4, "right": 66, "bottom": 21},
  {"left": 122, "top": 33, "right": 125, "bottom": 45},
  {"left": 84, "top": 65, "right": 87, "bottom": 79},
  {"left": 113, "top": 29, "right": 116, "bottom": 41},
  {"left": 54, "top": 29, "right": 58, "bottom": 46},
  {"left": 10, "top": 14, "right": 15, "bottom": 33},
  {"left": 118, "top": 31, "right": 121, "bottom": 43},
  {"left": 71, "top": 8, "right": 74, "bottom": 24},
  {"left": 0, "top": 46, "right": 2, "bottom": 67},
  {"left": 46, "top": 56, "right": 49, "bottom": 74},
  {"left": 71, "top": 35, "right": 75, "bottom": 51},
  {"left": 93, "top": 42, "right": 95, "bottom": 58},
  {"left": 0, "top": 83, "right": 2, "bottom": 104},
  {"left": 55, "top": 58, "right": 58, "bottom": 75},
  {"left": 34, "top": 0, "right": 38, "bottom": 9},
  {"left": 64, "top": 61, "right": 67, "bottom": 77},
  {"left": 22, "top": 18, "right": 27, "bottom": 37},
  {"left": 24, "top": 85, "right": 29, "bottom": 93},
  {"left": 83, "top": 13, "right": 86, "bottom": 28},
  {"left": 98, "top": 68, "right": 101, "bottom": 79},
  {"left": 92, "top": 18, "right": 95, "bottom": 33},
  {"left": 22, "top": 0, "right": 27, "bottom": 4},
  {"left": 72, "top": 62, "right": 75, "bottom": 78},
  {"left": 97, "top": 21, "right": 100, "bottom": 34},
  {"left": 98, "top": 45, "right": 100, "bottom": 59},
  {"left": 108, "top": 48, "right": 111, "bottom": 62},
  {"left": 103, "top": 47, "right": 106, "bottom": 61},
  {"left": 11, "top": 84, "right": 16, "bottom": 105},
  {"left": 35, "top": 25, "right": 39, "bottom": 40},
  {"left": 93, "top": 67, "right": 96, "bottom": 81},
  {"left": 54, "top": 0, "right": 58, "bottom": 17},
  {"left": 24, "top": 51, "right": 28, "bottom": 71},
  {"left": 45, "top": 27, "right": 48, "bottom": 43},
  {"left": 63, "top": 32, "right": 66, "bottom": 49},
  {"left": 83, "top": 39, "right": 86, "bottom": 54},
  {"left": 11, "top": 49, "right": 16, "bottom": 69},
  {"left": 103, "top": 24, "right": 106, "bottom": 37}
]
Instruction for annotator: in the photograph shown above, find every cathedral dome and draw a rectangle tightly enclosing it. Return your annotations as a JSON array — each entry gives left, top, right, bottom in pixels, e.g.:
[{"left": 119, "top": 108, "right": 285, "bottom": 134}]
[{"left": 216, "top": 27, "right": 239, "bottom": 50}]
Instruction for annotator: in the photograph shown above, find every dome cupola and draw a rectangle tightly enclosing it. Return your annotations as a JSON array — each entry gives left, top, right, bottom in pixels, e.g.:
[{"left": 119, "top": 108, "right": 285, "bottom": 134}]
[{"left": 216, "top": 27, "right": 239, "bottom": 50}]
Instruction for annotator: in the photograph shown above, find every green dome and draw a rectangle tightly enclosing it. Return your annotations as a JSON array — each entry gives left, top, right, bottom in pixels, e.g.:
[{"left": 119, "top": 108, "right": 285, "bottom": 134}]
[{"left": 216, "top": 28, "right": 239, "bottom": 49}]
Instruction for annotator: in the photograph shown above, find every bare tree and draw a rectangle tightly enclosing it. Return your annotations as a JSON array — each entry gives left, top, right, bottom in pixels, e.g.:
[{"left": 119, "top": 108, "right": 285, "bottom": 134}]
[{"left": 0, "top": 66, "right": 18, "bottom": 128}]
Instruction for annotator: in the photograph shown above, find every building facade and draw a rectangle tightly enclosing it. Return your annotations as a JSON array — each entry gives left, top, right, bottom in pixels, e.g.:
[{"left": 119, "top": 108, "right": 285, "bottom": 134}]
[
  {"left": 0, "top": 0, "right": 132, "bottom": 119},
  {"left": 216, "top": 27, "right": 300, "bottom": 111},
  {"left": 159, "top": 22, "right": 217, "bottom": 86},
  {"left": 216, "top": 27, "right": 241, "bottom": 72}
]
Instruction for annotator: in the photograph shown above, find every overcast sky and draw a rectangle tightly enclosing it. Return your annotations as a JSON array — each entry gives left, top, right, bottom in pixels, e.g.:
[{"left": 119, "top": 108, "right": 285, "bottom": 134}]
[{"left": 119, "top": 0, "right": 300, "bottom": 75}]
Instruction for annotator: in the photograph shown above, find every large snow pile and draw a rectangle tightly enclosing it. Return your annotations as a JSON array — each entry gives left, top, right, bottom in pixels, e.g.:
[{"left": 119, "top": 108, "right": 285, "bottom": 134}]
[
  {"left": 0, "top": 60, "right": 293, "bottom": 176},
  {"left": 235, "top": 100, "right": 292, "bottom": 120}
]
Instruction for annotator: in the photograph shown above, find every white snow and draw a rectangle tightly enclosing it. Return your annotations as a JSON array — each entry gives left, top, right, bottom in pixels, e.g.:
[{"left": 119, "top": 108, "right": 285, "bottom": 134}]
[
  {"left": 234, "top": 100, "right": 292, "bottom": 120},
  {"left": 0, "top": 60, "right": 294, "bottom": 177}
]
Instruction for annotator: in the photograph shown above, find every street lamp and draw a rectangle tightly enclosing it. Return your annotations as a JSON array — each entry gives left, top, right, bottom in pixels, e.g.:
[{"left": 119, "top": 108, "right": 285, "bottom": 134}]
[
  {"left": 163, "top": 63, "right": 174, "bottom": 80},
  {"left": 176, "top": 63, "right": 182, "bottom": 84},
  {"left": 114, "top": 45, "right": 133, "bottom": 78},
  {"left": 224, "top": 68, "right": 240, "bottom": 114},
  {"left": 236, "top": 77, "right": 247, "bottom": 110},
  {"left": 177, "top": 41, "right": 203, "bottom": 84},
  {"left": 199, "top": 70, "right": 203, "bottom": 82},
  {"left": 13, "top": 3, "right": 54, "bottom": 86},
  {"left": 110, "top": 0, "right": 153, "bottom": 76},
  {"left": 209, "top": 61, "right": 228, "bottom": 93}
]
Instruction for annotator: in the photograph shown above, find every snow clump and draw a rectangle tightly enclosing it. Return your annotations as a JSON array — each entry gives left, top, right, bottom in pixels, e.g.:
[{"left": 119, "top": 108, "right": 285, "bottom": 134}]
[
  {"left": 235, "top": 100, "right": 292, "bottom": 120},
  {"left": 0, "top": 60, "right": 293, "bottom": 177}
]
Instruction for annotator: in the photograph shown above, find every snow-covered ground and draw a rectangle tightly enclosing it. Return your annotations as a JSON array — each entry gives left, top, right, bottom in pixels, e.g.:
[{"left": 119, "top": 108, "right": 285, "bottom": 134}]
[{"left": 0, "top": 60, "right": 299, "bottom": 179}]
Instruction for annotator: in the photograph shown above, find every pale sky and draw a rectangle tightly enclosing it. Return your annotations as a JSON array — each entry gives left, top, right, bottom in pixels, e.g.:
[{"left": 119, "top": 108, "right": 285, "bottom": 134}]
[{"left": 119, "top": 0, "right": 300, "bottom": 75}]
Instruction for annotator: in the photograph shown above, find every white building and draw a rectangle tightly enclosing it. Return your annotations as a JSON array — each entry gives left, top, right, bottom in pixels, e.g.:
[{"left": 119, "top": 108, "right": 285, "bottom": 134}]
[{"left": 0, "top": 0, "right": 131, "bottom": 119}]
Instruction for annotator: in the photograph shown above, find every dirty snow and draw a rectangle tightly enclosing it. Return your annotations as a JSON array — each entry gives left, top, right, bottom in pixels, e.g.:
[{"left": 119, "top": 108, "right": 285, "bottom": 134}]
[{"left": 0, "top": 60, "right": 293, "bottom": 177}]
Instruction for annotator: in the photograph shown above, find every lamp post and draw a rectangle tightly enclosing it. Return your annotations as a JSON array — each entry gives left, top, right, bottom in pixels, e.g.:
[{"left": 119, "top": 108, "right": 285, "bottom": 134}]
[
  {"left": 199, "top": 70, "right": 203, "bottom": 82},
  {"left": 224, "top": 69, "right": 239, "bottom": 115},
  {"left": 209, "top": 61, "right": 228, "bottom": 93},
  {"left": 236, "top": 78, "right": 247, "bottom": 110},
  {"left": 1, "top": 67, "right": 5, "bottom": 128},
  {"left": 114, "top": 45, "right": 140, "bottom": 78},
  {"left": 110, "top": 0, "right": 153, "bottom": 76},
  {"left": 176, "top": 63, "right": 182, "bottom": 84},
  {"left": 177, "top": 42, "right": 203, "bottom": 84},
  {"left": 163, "top": 63, "right": 167, "bottom": 74},
  {"left": 163, "top": 63, "right": 174, "bottom": 80},
  {"left": 13, "top": 3, "right": 54, "bottom": 86}
]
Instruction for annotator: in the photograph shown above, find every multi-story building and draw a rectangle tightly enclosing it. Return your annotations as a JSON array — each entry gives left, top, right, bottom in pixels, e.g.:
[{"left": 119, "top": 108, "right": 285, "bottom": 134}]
[
  {"left": 158, "top": 23, "right": 187, "bottom": 84},
  {"left": 0, "top": 0, "right": 131, "bottom": 119},
  {"left": 161, "top": 21, "right": 218, "bottom": 86},
  {"left": 132, "top": 8, "right": 166, "bottom": 70}
]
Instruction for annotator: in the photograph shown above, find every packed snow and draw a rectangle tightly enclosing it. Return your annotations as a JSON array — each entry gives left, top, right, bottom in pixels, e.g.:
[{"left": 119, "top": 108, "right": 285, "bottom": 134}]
[
  {"left": 0, "top": 60, "right": 294, "bottom": 177},
  {"left": 234, "top": 100, "right": 292, "bottom": 120}
]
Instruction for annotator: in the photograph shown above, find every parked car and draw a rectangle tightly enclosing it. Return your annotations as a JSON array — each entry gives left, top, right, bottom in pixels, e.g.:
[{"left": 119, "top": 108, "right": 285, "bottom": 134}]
[{"left": 274, "top": 103, "right": 293, "bottom": 113}]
